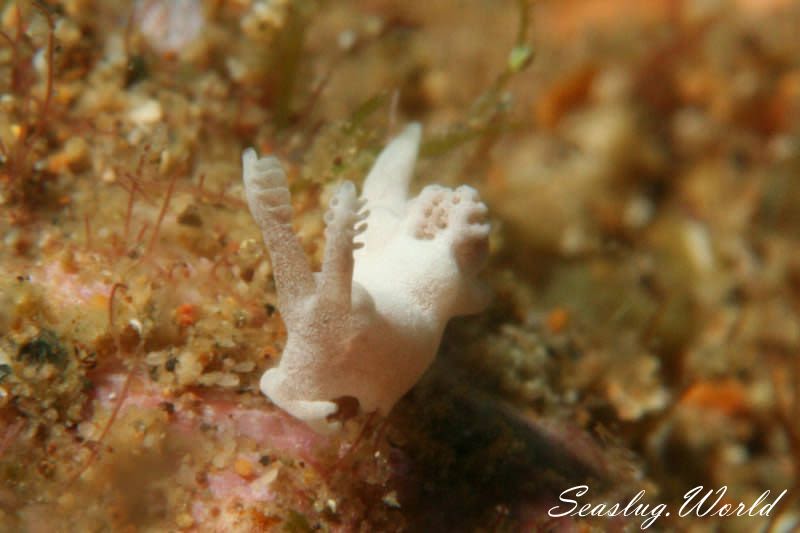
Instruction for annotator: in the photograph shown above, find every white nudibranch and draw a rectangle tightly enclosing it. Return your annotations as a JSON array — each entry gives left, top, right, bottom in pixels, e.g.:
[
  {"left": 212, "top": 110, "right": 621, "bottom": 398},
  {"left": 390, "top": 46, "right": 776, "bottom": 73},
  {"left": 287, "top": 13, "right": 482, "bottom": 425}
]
[{"left": 242, "top": 124, "right": 491, "bottom": 433}]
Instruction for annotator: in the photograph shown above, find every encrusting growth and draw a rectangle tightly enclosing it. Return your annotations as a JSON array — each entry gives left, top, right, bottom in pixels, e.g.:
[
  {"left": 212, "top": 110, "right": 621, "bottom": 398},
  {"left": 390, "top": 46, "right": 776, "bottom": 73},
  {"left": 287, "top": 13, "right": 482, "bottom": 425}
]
[{"left": 242, "top": 124, "right": 491, "bottom": 433}]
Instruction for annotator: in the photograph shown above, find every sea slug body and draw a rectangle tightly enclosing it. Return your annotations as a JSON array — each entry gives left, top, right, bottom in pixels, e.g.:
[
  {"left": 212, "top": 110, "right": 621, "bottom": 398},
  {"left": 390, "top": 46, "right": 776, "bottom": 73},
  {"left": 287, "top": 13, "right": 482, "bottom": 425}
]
[{"left": 242, "top": 124, "right": 491, "bottom": 433}]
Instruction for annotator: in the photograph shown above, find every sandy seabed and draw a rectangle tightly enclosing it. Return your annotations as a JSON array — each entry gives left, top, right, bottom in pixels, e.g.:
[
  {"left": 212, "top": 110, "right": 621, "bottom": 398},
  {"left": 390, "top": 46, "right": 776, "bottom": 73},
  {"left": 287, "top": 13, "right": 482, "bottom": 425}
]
[{"left": 1, "top": 0, "right": 799, "bottom": 531}]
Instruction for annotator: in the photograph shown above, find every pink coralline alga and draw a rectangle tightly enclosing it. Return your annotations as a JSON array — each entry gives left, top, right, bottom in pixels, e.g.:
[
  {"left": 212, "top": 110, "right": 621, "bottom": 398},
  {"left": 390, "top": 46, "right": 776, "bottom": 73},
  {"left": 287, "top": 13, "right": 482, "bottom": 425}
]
[{"left": 242, "top": 124, "right": 491, "bottom": 433}]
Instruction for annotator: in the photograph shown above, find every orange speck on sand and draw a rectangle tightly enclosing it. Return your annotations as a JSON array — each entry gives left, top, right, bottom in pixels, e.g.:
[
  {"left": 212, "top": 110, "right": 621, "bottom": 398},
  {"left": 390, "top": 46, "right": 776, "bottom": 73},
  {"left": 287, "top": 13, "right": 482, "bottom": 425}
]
[
  {"left": 534, "top": 0, "right": 672, "bottom": 41},
  {"left": 486, "top": 164, "right": 507, "bottom": 193},
  {"left": 534, "top": 65, "right": 597, "bottom": 130},
  {"left": 234, "top": 457, "right": 255, "bottom": 479},
  {"left": 261, "top": 344, "right": 279, "bottom": 360},
  {"left": 736, "top": 0, "right": 793, "bottom": 14},
  {"left": 765, "top": 70, "right": 800, "bottom": 133},
  {"left": 225, "top": 240, "right": 240, "bottom": 254},
  {"left": 680, "top": 379, "right": 748, "bottom": 416},
  {"left": 535, "top": 0, "right": 789, "bottom": 43},
  {"left": 175, "top": 303, "right": 197, "bottom": 327},
  {"left": 47, "top": 152, "right": 73, "bottom": 174},
  {"left": 547, "top": 308, "right": 570, "bottom": 334},
  {"left": 90, "top": 293, "right": 108, "bottom": 310},
  {"left": 257, "top": 140, "right": 276, "bottom": 155}
]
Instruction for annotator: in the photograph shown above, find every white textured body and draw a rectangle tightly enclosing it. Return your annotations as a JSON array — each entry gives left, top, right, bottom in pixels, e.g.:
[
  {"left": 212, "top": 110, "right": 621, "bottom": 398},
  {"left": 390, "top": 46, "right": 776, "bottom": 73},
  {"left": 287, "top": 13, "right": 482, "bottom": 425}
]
[{"left": 243, "top": 124, "right": 490, "bottom": 433}]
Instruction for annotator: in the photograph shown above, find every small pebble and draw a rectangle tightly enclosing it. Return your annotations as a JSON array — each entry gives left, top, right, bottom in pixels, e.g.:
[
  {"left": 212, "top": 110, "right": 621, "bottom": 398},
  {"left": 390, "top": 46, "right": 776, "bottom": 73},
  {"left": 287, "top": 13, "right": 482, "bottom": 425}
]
[
  {"left": 128, "top": 99, "right": 163, "bottom": 126},
  {"left": 234, "top": 457, "right": 255, "bottom": 479}
]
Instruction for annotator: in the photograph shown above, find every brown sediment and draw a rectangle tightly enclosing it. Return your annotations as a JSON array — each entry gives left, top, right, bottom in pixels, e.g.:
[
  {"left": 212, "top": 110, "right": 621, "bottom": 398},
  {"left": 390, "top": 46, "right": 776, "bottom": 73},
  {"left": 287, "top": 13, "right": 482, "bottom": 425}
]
[{"left": 1, "top": 0, "right": 799, "bottom": 531}]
